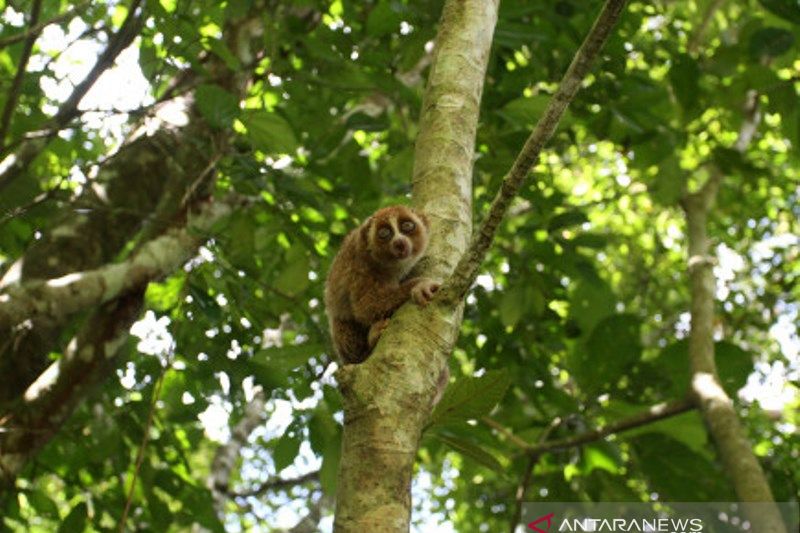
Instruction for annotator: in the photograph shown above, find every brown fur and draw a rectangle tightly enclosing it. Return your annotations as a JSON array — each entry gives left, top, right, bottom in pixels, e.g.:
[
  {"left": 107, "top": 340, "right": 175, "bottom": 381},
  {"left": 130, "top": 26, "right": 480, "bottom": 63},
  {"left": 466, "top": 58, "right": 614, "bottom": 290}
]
[{"left": 324, "top": 205, "right": 439, "bottom": 364}]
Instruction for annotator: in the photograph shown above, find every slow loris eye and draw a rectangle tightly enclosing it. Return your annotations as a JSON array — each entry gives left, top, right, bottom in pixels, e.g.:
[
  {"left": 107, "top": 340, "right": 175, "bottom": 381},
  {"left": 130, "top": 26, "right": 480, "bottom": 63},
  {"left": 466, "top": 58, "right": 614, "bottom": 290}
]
[
  {"left": 377, "top": 227, "right": 392, "bottom": 240},
  {"left": 400, "top": 220, "right": 415, "bottom": 233}
]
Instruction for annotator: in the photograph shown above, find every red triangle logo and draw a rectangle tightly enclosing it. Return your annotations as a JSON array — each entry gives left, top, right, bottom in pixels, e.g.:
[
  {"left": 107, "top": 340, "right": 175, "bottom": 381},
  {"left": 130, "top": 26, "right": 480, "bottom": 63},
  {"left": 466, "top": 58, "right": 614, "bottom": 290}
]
[{"left": 527, "top": 512, "right": 555, "bottom": 533}]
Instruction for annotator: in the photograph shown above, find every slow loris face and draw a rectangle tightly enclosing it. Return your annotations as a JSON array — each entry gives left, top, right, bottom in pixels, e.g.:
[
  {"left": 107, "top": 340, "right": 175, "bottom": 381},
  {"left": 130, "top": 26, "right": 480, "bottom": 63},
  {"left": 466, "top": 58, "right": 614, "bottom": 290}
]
[{"left": 361, "top": 205, "right": 430, "bottom": 276}]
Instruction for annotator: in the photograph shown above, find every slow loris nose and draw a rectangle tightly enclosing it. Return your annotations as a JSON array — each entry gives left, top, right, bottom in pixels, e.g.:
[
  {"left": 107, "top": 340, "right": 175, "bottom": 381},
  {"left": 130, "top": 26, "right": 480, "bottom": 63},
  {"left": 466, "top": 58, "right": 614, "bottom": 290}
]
[{"left": 392, "top": 238, "right": 410, "bottom": 257}]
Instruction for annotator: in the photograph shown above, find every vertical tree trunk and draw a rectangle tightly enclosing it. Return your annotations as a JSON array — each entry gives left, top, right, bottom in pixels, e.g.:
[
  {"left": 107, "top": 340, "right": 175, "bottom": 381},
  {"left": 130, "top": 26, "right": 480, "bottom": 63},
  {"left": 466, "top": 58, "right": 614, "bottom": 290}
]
[
  {"left": 683, "top": 182, "right": 787, "bottom": 533},
  {"left": 332, "top": 1, "right": 498, "bottom": 531}
]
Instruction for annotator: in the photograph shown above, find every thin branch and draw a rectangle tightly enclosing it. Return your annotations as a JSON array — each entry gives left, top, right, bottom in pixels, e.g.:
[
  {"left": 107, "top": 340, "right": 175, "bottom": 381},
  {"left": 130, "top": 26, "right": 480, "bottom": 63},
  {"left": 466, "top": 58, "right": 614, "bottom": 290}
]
[
  {"left": 0, "top": 177, "right": 68, "bottom": 227},
  {"left": 0, "top": 0, "right": 91, "bottom": 50},
  {"left": 440, "top": 0, "right": 629, "bottom": 303},
  {"left": 509, "top": 418, "right": 561, "bottom": 533},
  {"left": 53, "top": 0, "right": 145, "bottom": 126},
  {"left": 510, "top": 454, "right": 538, "bottom": 533},
  {"left": 119, "top": 361, "right": 169, "bottom": 532},
  {"left": 687, "top": 0, "right": 727, "bottom": 55},
  {"left": 481, "top": 416, "right": 532, "bottom": 451},
  {"left": 0, "top": 0, "right": 145, "bottom": 191},
  {"left": 38, "top": 23, "right": 104, "bottom": 77},
  {"left": 227, "top": 470, "right": 320, "bottom": 499},
  {"left": 526, "top": 397, "right": 694, "bottom": 455},
  {"left": 0, "top": 0, "right": 43, "bottom": 145},
  {"left": 734, "top": 89, "right": 760, "bottom": 152}
]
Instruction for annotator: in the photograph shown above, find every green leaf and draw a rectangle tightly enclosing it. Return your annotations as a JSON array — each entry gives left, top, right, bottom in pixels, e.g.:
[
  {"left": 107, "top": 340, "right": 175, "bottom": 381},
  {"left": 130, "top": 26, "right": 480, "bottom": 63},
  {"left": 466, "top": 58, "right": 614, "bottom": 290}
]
[
  {"left": 58, "top": 502, "right": 87, "bottom": 533},
  {"left": 654, "top": 340, "right": 752, "bottom": 397},
  {"left": 205, "top": 38, "right": 241, "bottom": 71},
  {"left": 250, "top": 342, "right": 321, "bottom": 390},
  {"left": 145, "top": 490, "right": 172, "bottom": 529},
  {"left": 28, "top": 490, "right": 59, "bottom": 519},
  {"left": 527, "top": 286, "right": 546, "bottom": 317},
  {"left": 649, "top": 155, "right": 687, "bottom": 205},
  {"left": 188, "top": 283, "right": 222, "bottom": 321},
  {"left": 499, "top": 289, "right": 526, "bottom": 327},
  {"left": 499, "top": 285, "right": 545, "bottom": 327},
  {"left": 240, "top": 110, "right": 299, "bottom": 154},
  {"left": 252, "top": 343, "right": 322, "bottom": 373},
  {"left": 581, "top": 444, "right": 620, "bottom": 475},
  {"left": 274, "top": 243, "right": 310, "bottom": 296},
  {"left": 320, "top": 432, "right": 341, "bottom": 496},
  {"left": 146, "top": 274, "right": 185, "bottom": 312},
  {"left": 499, "top": 95, "right": 551, "bottom": 127},
  {"left": 547, "top": 209, "right": 588, "bottom": 232},
  {"left": 715, "top": 341, "right": 753, "bottom": 396},
  {"left": 605, "top": 401, "right": 708, "bottom": 453},
  {"left": 195, "top": 84, "right": 240, "bottom": 129},
  {"left": 572, "top": 314, "right": 642, "bottom": 394},
  {"left": 429, "top": 369, "right": 511, "bottom": 426},
  {"left": 308, "top": 404, "right": 338, "bottom": 455},
  {"left": 668, "top": 54, "right": 700, "bottom": 115},
  {"left": 570, "top": 233, "right": 608, "bottom": 249},
  {"left": 630, "top": 433, "right": 733, "bottom": 500},
  {"left": 273, "top": 432, "right": 301, "bottom": 471},
  {"left": 749, "top": 27, "right": 795, "bottom": 58},
  {"left": 139, "top": 43, "right": 159, "bottom": 81},
  {"left": 366, "top": 0, "right": 403, "bottom": 37},
  {"left": 569, "top": 279, "right": 616, "bottom": 336},
  {"left": 654, "top": 340, "right": 690, "bottom": 396},
  {"left": 432, "top": 432, "right": 504, "bottom": 474},
  {"left": 758, "top": 0, "right": 800, "bottom": 24}
]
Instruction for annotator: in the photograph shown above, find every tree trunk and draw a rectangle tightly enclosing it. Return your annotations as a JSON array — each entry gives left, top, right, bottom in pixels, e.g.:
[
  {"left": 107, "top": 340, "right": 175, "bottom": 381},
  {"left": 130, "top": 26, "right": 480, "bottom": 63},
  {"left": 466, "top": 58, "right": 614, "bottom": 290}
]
[
  {"left": 332, "top": 1, "right": 498, "bottom": 531},
  {"left": 683, "top": 183, "right": 787, "bottom": 533}
]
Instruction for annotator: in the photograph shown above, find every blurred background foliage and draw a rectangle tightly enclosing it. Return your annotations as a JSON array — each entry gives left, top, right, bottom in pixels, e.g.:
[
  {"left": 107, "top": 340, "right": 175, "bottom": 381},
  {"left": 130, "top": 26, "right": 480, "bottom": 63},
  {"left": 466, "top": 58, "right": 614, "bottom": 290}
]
[{"left": 0, "top": 0, "right": 798, "bottom": 531}]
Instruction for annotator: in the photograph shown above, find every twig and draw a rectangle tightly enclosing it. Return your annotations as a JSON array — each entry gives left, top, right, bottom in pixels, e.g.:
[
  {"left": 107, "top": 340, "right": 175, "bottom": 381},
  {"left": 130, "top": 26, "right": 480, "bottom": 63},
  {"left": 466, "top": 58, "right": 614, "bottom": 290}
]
[
  {"left": 0, "top": 0, "right": 43, "bottom": 146},
  {"left": 53, "top": 0, "right": 145, "bottom": 126},
  {"left": 526, "top": 397, "right": 694, "bottom": 455},
  {"left": 481, "top": 416, "right": 531, "bottom": 451},
  {"left": 440, "top": 0, "right": 629, "bottom": 303},
  {"left": 0, "top": 177, "right": 67, "bottom": 227},
  {"left": 0, "top": 0, "right": 145, "bottom": 192},
  {"left": 509, "top": 418, "right": 561, "bottom": 533},
  {"left": 38, "top": 23, "right": 104, "bottom": 76},
  {"left": 687, "top": 0, "right": 727, "bottom": 55},
  {"left": 226, "top": 470, "right": 320, "bottom": 498},
  {"left": 0, "top": 0, "right": 91, "bottom": 50},
  {"left": 510, "top": 455, "right": 538, "bottom": 533},
  {"left": 118, "top": 360, "right": 169, "bottom": 532}
]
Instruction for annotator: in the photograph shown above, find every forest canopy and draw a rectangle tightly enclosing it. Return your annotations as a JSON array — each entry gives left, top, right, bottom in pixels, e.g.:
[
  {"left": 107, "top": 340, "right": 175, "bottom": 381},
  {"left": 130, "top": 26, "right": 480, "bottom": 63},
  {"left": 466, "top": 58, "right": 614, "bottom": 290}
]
[{"left": 0, "top": 0, "right": 798, "bottom": 532}]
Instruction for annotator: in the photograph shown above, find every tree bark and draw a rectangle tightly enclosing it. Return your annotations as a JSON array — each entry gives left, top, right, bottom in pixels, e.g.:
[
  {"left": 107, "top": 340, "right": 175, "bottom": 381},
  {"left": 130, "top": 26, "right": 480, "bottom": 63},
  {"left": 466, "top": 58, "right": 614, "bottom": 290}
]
[
  {"left": 0, "top": 198, "right": 235, "bottom": 331},
  {"left": 332, "top": 1, "right": 498, "bottom": 531},
  {"left": 683, "top": 182, "right": 786, "bottom": 533}
]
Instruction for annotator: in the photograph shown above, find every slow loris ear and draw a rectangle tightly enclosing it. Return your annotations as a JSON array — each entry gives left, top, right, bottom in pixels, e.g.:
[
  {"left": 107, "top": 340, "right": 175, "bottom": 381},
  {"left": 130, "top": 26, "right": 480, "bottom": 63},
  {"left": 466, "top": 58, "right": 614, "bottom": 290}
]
[{"left": 359, "top": 216, "right": 373, "bottom": 246}]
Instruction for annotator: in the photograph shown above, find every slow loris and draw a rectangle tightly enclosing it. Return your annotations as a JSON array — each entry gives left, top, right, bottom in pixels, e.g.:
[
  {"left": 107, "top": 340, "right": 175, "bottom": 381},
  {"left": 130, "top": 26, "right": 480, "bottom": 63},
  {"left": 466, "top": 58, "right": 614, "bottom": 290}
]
[{"left": 324, "top": 205, "right": 439, "bottom": 364}]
